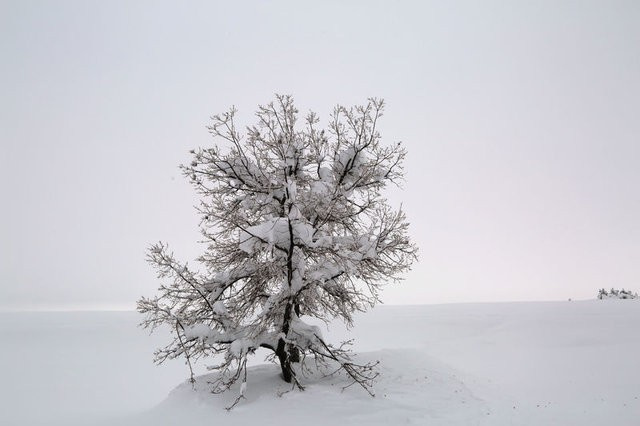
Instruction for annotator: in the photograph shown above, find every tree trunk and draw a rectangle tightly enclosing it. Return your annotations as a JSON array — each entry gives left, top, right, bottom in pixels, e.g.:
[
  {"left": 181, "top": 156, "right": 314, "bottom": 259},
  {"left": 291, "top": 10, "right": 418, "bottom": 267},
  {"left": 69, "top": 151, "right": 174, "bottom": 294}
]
[
  {"left": 276, "top": 338, "right": 294, "bottom": 383},
  {"left": 277, "top": 299, "right": 301, "bottom": 382}
]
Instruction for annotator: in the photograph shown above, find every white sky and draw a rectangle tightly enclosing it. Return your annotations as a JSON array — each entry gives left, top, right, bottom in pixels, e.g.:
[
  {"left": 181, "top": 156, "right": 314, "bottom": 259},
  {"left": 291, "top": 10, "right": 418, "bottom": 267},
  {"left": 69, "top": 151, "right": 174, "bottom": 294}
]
[{"left": 1, "top": 0, "right": 639, "bottom": 310}]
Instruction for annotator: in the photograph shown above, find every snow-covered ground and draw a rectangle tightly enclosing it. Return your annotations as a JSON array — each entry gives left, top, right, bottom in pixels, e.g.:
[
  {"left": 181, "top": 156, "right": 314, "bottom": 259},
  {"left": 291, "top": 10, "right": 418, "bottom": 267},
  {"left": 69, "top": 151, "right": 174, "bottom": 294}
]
[{"left": 1, "top": 300, "right": 638, "bottom": 425}]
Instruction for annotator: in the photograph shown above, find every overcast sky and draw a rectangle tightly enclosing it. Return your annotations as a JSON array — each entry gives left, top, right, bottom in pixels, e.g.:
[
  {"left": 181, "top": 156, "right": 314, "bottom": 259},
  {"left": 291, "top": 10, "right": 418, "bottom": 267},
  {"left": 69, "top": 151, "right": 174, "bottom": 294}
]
[{"left": 1, "top": 0, "right": 639, "bottom": 310}]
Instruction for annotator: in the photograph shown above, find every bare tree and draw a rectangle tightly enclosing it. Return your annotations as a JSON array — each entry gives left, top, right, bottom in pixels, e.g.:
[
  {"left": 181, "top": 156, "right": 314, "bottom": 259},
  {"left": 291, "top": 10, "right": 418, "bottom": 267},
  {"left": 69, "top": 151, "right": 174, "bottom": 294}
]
[{"left": 138, "top": 95, "right": 417, "bottom": 402}]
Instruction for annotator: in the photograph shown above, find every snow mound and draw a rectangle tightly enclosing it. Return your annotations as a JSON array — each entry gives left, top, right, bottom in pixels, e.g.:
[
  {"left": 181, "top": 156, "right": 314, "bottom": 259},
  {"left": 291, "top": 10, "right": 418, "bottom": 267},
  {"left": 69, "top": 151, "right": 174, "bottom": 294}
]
[{"left": 135, "top": 349, "right": 489, "bottom": 426}]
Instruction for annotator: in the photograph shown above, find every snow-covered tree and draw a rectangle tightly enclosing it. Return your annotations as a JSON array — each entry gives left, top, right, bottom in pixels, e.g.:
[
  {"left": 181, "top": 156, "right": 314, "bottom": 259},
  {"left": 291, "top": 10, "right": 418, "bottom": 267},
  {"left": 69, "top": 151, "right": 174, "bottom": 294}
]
[
  {"left": 598, "top": 288, "right": 639, "bottom": 300},
  {"left": 138, "top": 95, "right": 417, "bottom": 401}
]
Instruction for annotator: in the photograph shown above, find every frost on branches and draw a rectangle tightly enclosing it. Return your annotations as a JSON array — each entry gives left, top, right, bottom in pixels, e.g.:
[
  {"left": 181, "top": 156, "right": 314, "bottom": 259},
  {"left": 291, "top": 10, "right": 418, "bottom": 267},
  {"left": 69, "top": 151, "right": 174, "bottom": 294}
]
[{"left": 138, "top": 95, "right": 417, "bottom": 403}]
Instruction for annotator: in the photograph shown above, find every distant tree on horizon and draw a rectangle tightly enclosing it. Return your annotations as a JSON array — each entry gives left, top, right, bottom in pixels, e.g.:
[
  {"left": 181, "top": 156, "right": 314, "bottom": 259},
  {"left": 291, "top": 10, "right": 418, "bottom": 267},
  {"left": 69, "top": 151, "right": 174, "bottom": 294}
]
[
  {"left": 597, "top": 288, "right": 638, "bottom": 299},
  {"left": 138, "top": 95, "right": 417, "bottom": 406}
]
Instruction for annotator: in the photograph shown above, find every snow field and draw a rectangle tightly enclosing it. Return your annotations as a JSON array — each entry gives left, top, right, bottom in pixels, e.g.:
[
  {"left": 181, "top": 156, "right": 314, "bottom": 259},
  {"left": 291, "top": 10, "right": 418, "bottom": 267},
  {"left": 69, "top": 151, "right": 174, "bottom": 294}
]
[{"left": 1, "top": 300, "right": 638, "bottom": 425}]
